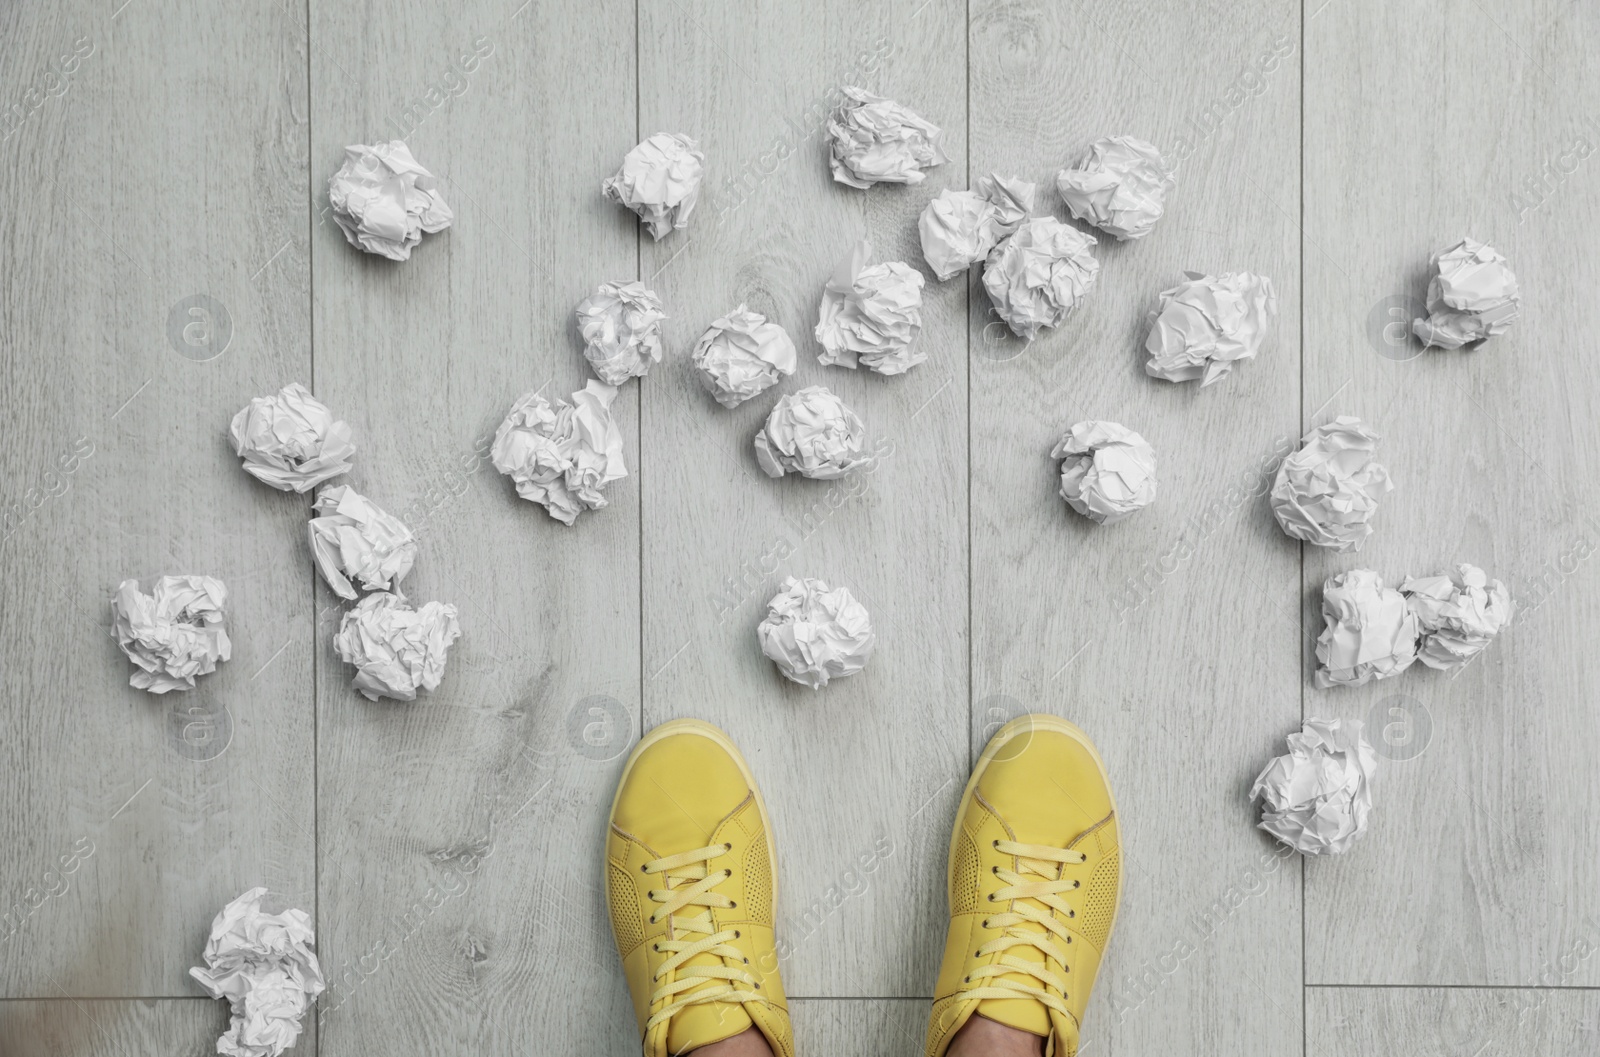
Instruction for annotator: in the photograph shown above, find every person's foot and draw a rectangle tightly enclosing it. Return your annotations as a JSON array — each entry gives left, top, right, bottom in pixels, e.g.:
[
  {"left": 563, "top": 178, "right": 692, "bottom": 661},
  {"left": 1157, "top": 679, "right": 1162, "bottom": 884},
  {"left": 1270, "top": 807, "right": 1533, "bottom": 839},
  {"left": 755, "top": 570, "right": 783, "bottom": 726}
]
[
  {"left": 924, "top": 715, "right": 1122, "bottom": 1057},
  {"left": 947, "top": 1013, "right": 1046, "bottom": 1056},
  {"left": 605, "top": 719, "right": 792, "bottom": 1057}
]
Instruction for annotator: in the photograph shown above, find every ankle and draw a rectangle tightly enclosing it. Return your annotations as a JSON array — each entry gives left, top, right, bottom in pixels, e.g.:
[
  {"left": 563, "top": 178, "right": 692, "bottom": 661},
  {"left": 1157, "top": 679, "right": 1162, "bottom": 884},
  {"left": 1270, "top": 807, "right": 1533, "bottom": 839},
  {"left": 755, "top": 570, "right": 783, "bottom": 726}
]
[
  {"left": 691, "top": 1026, "right": 774, "bottom": 1057},
  {"left": 947, "top": 1015, "right": 1045, "bottom": 1057}
]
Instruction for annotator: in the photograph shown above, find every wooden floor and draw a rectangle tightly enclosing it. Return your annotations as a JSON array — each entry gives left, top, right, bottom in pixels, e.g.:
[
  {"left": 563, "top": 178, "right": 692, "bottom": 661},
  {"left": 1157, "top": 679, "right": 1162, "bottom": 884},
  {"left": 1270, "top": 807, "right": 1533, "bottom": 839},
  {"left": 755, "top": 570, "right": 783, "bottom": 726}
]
[{"left": 3, "top": 0, "right": 1598, "bottom": 1053}]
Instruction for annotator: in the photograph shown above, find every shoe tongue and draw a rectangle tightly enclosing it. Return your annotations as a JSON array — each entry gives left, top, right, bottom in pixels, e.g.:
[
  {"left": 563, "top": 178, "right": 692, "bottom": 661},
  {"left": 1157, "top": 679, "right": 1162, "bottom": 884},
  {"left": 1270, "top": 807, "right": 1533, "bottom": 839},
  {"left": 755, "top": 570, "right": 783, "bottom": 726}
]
[
  {"left": 977, "top": 854, "right": 1067, "bottom": 1041},
  {"left": 661, "top": 867, "right": 752, "bottom": 1056},
  {"left": 975, "top": 998, "right": 1050, "bottom": 1038},
  {"left": 666, "top": 984, "right": 751, "bottom": 1054}
]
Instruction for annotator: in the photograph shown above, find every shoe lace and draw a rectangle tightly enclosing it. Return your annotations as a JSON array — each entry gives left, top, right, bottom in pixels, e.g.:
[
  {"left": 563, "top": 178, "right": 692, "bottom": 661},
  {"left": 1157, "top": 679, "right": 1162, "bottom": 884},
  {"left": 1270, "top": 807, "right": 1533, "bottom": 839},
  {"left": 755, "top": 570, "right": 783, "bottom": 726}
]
[
  {"left": 641, "top": 843, "right": 768, "bottom": 1031},
  {"left": 955, "top": 839, "right": 1087, "bottom": 1019}
]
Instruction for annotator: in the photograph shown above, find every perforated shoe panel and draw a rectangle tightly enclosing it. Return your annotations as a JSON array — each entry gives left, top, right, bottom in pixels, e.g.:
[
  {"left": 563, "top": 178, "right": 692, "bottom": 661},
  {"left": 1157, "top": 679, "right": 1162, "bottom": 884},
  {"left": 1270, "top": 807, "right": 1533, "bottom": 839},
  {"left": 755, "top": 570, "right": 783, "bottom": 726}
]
[
  {"left": 1077, "top": 847, "right": 1118, "bottom": 950},
  {"left": 742, "top": 836, "right": 774, "bottom": 926},
  {"left": 951, "top": 830, "right": 980, "bottom": 915},
  {"left": 608, "top": 860, "right": 645, "bottom": 954}
]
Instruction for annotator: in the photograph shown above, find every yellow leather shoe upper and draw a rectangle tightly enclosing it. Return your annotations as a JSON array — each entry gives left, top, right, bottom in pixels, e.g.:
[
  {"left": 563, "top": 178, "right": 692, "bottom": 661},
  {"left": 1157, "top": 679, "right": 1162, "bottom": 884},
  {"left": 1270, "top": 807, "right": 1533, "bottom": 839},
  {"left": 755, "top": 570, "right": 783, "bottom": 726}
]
[
  {"left": 925, "top": 715, "right": 1121, "bottom": 1057},
  {"left": 606, "top": 719, "right": 793, "bottom": 1057}
]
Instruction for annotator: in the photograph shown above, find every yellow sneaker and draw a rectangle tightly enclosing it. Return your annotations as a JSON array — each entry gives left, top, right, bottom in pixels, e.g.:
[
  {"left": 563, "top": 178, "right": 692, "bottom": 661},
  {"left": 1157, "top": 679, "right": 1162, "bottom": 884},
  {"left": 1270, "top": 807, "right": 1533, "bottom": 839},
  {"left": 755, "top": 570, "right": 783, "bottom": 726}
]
[
  {"left": 605, "top": 719, "right": 793, "bottom": 1057},
  {"left": 924, "top": 715, "right": 1122, "bottom": 1057}
]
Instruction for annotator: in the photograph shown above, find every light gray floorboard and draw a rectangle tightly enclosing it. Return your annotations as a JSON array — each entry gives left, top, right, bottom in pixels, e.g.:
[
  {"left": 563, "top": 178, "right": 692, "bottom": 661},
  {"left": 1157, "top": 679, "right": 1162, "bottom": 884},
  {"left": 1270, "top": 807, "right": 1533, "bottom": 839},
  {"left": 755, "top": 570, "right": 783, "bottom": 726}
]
[
  {"left": 0, "top": 998, "right": 284, "bottom": 1057},
  {"left": 1307, "top": 986, "right": 1600, "bottom": 1057},
  {"left": 1301, "top": 0, "right": 1600, "bottom": 986},
  {"left": 308, "top": 1, "right": 637, "bottom": 1053},
  {"left": 0, "top": 0, "right": 314, "bottom": 999},
  {"left": 968, "top": 0, "right": 1304, "bottom": 1052},
  {"left": 637, "top": 0, "right": 969, "bottom": 998}
]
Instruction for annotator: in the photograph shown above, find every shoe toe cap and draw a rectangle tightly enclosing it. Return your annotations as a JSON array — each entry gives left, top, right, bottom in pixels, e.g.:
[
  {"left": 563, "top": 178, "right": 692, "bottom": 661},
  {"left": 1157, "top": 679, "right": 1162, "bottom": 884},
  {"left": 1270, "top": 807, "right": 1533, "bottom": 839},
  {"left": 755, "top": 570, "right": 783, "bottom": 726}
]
[
  {"left": 612, "top": 728, "right": 753, "bottom": 851},
  {"left": 978, "top": 725, "right": 1115, "bottom": 845}
]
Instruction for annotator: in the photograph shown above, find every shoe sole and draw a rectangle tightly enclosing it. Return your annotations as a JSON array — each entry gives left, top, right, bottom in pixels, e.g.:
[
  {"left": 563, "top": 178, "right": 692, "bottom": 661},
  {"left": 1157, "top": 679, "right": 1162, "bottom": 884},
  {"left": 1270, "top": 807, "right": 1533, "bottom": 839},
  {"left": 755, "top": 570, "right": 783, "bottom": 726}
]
[
  {"left": 606, "top": 718, "right": 781, "bottom": 933},
  {"left": 947, "top": 713, "right": 1122, "bottom": 952}
]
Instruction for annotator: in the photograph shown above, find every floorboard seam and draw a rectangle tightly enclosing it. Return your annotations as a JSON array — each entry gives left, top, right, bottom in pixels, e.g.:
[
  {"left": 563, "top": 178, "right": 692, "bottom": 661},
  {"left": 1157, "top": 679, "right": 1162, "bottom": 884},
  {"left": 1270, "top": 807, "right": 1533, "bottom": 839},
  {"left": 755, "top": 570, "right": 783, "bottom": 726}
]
[
  {"left": 1298, "top": 3, "right": 1309, "bottom": 1055},
  {"left": 635, "top": 0, "right": 644, "bottom": 744},
  {"left": 964, "top": 0, "right": 972, "bottom": 773},
  {"left": 1308, "top": 983, "right": 1600, "bottom": 991},
  {"left": 0, "top": 996, "right": 215, "bottom": 1003},
  {"left": 303, "top": 0, "right": 319, "bottom": 1053},
  {"left": 787, "top": 996, "right": 932, "bottom": 1001}
]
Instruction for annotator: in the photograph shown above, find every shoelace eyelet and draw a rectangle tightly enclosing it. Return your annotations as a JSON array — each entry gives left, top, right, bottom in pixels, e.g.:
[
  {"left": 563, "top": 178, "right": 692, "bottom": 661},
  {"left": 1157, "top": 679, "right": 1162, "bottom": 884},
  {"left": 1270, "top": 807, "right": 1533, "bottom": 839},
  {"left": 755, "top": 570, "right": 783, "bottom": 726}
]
[
  {"left": 724, "top": 843, "right": 733, "bottom": 852},
  {"left": 734, "top": 930, "right": 741, "bottom": 938},
  {"left": 1073, "top": 880, "right": 1081, "bottom": 889},
  {"left": 640, "top": 864, "right": 649, "bottom": 872}
]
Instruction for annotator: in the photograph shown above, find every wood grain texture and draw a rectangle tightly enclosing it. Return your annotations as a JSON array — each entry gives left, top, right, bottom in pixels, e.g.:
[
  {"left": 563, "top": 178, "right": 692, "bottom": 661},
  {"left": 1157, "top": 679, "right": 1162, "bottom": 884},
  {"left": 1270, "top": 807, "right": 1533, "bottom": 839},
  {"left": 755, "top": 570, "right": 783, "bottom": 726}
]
[
  {"left": 308, "top": 0, "right": 638, "bottom": 1052},
  {"left": 0, "top": 998, "right": 291, "bottom": 1057},
  {"left": 3, "top": 0, "right": 1600, "bottom": 1049},
  {"left": 1307, "top": 986, "right": 1600, "bottom": 1057},
  {"left": 0, "top": 0, "right": 314, "bottom": 998},
  {"left": 968, "top": 0, "right": 1304, "bottom": 1051},
  {"left": 1301, "top": 0, "right": 1600, "bottom": 986},
  {"left": 637, "top": 0, "right": 969, "bottom": 998}
]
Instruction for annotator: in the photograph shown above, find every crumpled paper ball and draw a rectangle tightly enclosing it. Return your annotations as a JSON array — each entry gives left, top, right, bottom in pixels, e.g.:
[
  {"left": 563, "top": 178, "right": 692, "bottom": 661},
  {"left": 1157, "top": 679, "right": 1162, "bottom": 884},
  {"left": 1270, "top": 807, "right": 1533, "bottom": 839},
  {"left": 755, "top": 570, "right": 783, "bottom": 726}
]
[
  {"left": 602, "top": 132, "right": 705, "bottom": 240},
  {"left": 1051, "top": 421, "right": 1157, "bottom": 525},
  {"left": 1401, "top": 563, "right": 1514, "bottom": 671},
  {"left": 111, "top": 576, "right": 232, "bottom": 693},
  {"left": 1055, "top": 135, "right": 1175, "bottom": 241},
  {"left": 815, "top": 240, "right": 926, "bottom": 375},
  {"left": 576, "top": 280, "right": 666, "bottom": 386},
  {"left": 309, "top": 486, "right": 417, "bottom": 600},
  {"left": 491, "top": 380, "right": 627, "bottom": 525},
  {"left": 189, "top": 887, "right": 325, "bottom": 1057},
  {"left": 1315, "top": 569, "right": 1418, "bottom": 688},
  {"left": 1249, "top": 718, "right": 1377, "bottom": 856},
  {"left": 754, "top": 386, "right": 867, "bottom": 480},
  {"left": 1271, "top": 417, "right": 1392, "bottom": 553},
  {"left": 1413, "top": 237, "right": 1521, "bottom": 350},
  {"left": 229, "top": 383, "right": 356, "bottom": 493},
  {"left": 757, "top": 576, "right": 876, "bottom": 689},
  {"left": 692, "top": 305, "right": 798, "bottom": 409},
  {"left": 827, "top": 86, "right": 948, "bottom": 189},
  {"left": 982, "top": 217, "right": 1099, "bottom": 340},
  {"left": 918, "top": 173, "right": 1035, "bottom": 282},
  {"left": 333, "top": 591, "right": 461, "bottom": 702},
  {"left": 1144, "top": 271, "right": 1277, "bottom": 386},
  {"left": 327, "top": 141, "right": 453, "bottom": 262}
]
